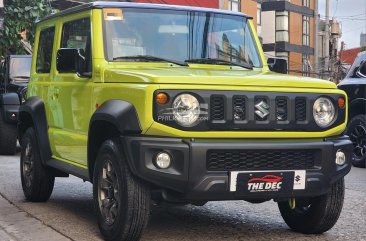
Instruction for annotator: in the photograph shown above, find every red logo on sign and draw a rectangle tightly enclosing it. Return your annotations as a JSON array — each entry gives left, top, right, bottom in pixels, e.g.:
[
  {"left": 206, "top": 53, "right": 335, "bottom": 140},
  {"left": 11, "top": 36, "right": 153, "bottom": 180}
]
[{"left": 248, "top": 175, "right": 283, "bottom": 183}]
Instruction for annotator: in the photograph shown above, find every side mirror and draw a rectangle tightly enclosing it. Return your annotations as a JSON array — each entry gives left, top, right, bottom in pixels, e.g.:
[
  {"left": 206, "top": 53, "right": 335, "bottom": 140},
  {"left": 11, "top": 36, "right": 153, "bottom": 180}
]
[
  {"left": 267, "top": 58, "right": 288, "bottom": 74},
  {"left": 56, "top": 48, "right": 91, "bottom": 78},
  {"left": 356, "top": 60, "right": 366, "bottom": 78}
]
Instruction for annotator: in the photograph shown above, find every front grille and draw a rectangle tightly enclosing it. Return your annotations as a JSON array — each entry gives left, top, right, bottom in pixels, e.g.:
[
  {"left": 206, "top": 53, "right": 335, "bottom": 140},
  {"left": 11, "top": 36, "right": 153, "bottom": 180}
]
[
  {"left": 207, "top": 150, "right": 315, "bottom": 171},
  {"left": 154, "top": 90, "right": 345, "bottom": 132},
  {"left": 210, "top": 96, "right": 225, "bottom": 121}
]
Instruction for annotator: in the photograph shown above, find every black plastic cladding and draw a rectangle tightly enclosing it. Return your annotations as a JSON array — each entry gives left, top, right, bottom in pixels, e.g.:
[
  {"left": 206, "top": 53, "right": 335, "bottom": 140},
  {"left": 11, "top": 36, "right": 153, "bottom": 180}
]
[{"left": 153, "top": 90, "right": 346, "bottom": 132}]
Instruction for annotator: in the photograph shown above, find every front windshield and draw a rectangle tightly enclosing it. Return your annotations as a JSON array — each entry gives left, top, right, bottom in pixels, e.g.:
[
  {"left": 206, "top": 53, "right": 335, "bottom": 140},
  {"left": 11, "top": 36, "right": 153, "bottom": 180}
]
[{"left": 103, "top": 8, "right": 262, "bottom": 68}]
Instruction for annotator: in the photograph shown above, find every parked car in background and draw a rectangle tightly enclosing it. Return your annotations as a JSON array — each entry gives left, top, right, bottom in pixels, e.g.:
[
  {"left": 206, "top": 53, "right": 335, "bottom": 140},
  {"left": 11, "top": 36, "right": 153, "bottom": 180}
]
[
  {"left": 0, "top": 55, "right": 31, "bottom": 155},
  {"left": 338, "top": 51, "right": 366, "bottom": 168}
]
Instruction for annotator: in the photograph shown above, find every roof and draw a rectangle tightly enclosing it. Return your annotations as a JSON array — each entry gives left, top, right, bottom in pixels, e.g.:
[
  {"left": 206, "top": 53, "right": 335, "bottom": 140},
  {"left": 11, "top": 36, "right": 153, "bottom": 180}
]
[
  {"left": 40, "top": 1, "right": 250, "bottom": 23},
  {"left": 339, "top": 47, "right": 362, "bottom": 65}
]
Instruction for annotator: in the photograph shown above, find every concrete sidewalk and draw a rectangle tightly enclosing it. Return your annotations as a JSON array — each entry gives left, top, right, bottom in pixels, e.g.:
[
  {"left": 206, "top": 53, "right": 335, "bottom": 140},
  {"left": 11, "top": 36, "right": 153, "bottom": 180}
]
[{"left": 0, "top": 194, "right": 70, "bottom": 241}]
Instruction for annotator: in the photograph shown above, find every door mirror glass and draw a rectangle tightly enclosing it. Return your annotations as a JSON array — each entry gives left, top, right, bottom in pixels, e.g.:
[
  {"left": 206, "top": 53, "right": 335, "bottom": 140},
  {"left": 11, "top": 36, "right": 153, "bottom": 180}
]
[
  {"left": 356, "top": 60, "right": 366, "bottom": 78},
  {"left": 267, "top": 58, "right": 288, "bottom": 74},
  {"left": 56, "top": 48, "right": 91, "bottom": 77}
]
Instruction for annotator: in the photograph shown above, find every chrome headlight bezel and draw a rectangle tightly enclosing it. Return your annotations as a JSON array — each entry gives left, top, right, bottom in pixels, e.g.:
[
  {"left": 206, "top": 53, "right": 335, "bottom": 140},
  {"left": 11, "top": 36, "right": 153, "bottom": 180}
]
[
  {"left": 172, "top": 93, "right": 201, "bottom": 127},
  {"left": 313, "top": 97, "right": 336, "bottom": 128}
]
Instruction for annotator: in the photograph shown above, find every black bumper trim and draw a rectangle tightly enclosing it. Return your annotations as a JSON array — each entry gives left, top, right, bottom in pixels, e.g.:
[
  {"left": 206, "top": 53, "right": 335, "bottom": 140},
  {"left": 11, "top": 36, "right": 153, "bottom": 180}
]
[{"left": 123, "top": 136, "right": 352, "bottom": 201}]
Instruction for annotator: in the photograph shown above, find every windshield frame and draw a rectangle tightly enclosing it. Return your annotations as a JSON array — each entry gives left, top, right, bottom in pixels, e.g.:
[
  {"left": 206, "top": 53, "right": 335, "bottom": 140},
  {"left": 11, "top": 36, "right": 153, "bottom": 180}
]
[{"left": 101, "top": 7, "right": 263, "bottom": 68}]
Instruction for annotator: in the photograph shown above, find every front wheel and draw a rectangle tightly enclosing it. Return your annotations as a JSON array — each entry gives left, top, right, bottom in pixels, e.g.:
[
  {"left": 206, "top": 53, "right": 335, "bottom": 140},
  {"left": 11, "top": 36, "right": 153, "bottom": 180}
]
[
  {"left": 346, "top": 115, "right": 366, "bottom": 168},
  {"left": 278, "top": 178, "right": 345, "bottom": 234},
  {"left": 93, "top": 139, "right": 150, "bottom": 241},
  {"left": 20, "top": 127, "right": 55, "bottom": 202}
]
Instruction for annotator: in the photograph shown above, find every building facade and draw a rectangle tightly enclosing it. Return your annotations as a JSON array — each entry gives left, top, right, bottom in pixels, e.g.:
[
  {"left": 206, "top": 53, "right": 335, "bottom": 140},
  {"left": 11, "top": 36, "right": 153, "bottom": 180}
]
[{"left": 259, "top": 0, "right": 317, "bottom": 77}]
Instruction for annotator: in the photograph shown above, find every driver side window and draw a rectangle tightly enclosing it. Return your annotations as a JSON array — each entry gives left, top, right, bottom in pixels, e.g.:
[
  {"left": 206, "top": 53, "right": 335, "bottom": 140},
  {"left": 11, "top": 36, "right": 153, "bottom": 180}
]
[{"left": 61, "top": 18, "right": 91, "bottom": 72}]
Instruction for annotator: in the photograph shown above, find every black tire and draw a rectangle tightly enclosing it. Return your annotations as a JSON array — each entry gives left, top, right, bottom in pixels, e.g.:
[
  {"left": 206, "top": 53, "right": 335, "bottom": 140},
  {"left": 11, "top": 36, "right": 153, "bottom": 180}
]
[
  {"left": 346, "top": 114, "right": 366, "bottom": 168},
  {"left": 93, "top": 139, "right": 150, "bottom": 241},
  {"left": 278, "top": 178, "right": 345, "bottom": 234},
  {"left": 20, "top": 127, "right": 55, "bottom": 202},
  {"left": 0, "top": 112, "right": 17, "bottom": 155}
]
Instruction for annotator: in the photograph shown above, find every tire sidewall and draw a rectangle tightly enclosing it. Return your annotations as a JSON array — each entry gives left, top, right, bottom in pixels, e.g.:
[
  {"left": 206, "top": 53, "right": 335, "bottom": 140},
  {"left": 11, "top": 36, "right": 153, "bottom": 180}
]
[{"left": 93, "top": 140, "right": 129, "bottom": 240}]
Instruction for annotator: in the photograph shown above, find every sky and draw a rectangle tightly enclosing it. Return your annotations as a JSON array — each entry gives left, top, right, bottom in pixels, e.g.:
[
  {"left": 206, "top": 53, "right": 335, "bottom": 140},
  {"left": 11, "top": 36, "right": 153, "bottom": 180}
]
[{"left": 318, "top": 0, "right": 366, "bottom": 49}]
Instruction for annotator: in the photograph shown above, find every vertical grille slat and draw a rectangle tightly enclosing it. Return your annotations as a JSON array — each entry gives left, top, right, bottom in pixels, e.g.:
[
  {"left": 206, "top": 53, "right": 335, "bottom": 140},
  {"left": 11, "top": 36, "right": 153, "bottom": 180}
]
[
  {"left": 233, "top": 96, "right": 246, "bottom": 121},
  {"left": 295, "top": 98, "right": 307, "bottom": 121},
  {"left": 210, "top": 96, "right": 225, "bottom": 121},
  {"left": 276, "top": 97, "right": 288, "bottom": 121}
]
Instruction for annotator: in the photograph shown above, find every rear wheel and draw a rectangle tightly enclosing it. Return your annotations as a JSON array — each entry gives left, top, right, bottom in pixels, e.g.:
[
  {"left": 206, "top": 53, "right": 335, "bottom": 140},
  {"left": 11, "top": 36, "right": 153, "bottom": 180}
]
[
  {"left": 93, "top": 139, "right": 150, "bottom": 241},
  {"left": 0, "top": 112, "right": 17, "bottom": 155},
  {"left": 347, "top": 115, "right": 366, "bottom": 168},
  {"left": 278, "top": 178, "right": 345, "bottom": 234},
  {"left": 20, "top": 127, "right": 55, "bottom": 202}
]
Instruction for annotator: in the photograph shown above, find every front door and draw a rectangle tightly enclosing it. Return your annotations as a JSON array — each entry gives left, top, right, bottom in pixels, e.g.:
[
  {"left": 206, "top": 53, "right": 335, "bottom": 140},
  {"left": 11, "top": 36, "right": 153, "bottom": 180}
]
[{"left": 48, "top": 16, "right": 93, "bottom": 166}]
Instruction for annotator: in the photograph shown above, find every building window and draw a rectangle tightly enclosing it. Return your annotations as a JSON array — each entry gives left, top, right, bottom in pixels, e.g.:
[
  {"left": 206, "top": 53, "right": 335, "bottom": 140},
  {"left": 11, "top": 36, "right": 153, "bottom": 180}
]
[
  {"left": 302, "top": 55, "right": 310, "bottom": 77},
  {"left": 303, "top": 16, "right": 310, "bottom": 46},
  {"left": 276, "top": 11, "right": 289, "bottom": 42},
  {"left": 228, "top": 0, "right": 240, "bottom": 12},
  {"left": 257, "top": 3, "right": 261, "bottom": 26},
  {"left": 303, "top": 0, "right": 310, "bottom": 8}
]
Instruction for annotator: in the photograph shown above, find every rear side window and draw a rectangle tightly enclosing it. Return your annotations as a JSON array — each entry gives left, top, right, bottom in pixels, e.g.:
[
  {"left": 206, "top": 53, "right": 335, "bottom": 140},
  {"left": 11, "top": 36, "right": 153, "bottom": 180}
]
[
  {"left": 36, "top": 27, "right": 55, "bottom": 73},
  {"left": 61, "top": 18, "right": 91, "bottom": 72}
]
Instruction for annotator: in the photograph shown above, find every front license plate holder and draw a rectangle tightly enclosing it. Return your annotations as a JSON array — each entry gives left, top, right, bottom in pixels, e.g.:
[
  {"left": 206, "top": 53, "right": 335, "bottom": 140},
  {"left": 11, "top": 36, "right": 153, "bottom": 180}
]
[{"left": 230, "top": 170, "right": 306, "bottom": 195}]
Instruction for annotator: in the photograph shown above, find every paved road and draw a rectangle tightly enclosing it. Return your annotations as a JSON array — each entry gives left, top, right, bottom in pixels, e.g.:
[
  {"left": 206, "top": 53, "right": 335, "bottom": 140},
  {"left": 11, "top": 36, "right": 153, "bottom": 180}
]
[{"left": 0, "top": 153, "right": 365, "bottom": 241}]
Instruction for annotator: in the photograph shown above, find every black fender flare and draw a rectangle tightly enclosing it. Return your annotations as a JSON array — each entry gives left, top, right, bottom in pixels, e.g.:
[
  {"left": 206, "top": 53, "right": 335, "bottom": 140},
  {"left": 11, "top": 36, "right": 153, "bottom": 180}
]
[
  {"left": 18, "top": 97, "right": 51, "bottom": 164},
  {"left": 0, "top": 93, "right": 20, "bottom": 124},
  {"left": 88, "top": 100, "right": 142, "bottom": 178}
]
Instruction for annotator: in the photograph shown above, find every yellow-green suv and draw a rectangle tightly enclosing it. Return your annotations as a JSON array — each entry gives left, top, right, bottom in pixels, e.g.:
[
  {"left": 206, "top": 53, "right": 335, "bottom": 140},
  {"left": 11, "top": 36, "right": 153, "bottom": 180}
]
[{"left": 19, "top": 2, "right": 353, "bottom": 240}]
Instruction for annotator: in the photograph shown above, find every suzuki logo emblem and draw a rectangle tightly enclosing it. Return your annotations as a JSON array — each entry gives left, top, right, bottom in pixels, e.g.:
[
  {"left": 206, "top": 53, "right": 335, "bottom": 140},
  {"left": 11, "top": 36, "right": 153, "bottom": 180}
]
[{"left": 255, "top": 100, "right": 270, "bottom": 119}]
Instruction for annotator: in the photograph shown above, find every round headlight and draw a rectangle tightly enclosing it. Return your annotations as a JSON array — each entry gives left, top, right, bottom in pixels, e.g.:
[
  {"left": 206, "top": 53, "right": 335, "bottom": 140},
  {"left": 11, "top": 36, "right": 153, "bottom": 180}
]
[
  {"left": 172, "top": 94, "right": 200, "bottom": 127},
  {"left": 313, "top": 97, "right": 336, "bottom": 128}
]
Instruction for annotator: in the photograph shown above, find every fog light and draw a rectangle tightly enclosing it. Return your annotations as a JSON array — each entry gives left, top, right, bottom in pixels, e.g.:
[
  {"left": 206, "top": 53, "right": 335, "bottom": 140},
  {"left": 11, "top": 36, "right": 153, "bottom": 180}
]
[
  {"left": 155, "top": 152, "right": 171, "bottom": 169},
  {"left": 335, "top": 150, "right": 346, "bottom": 166}
]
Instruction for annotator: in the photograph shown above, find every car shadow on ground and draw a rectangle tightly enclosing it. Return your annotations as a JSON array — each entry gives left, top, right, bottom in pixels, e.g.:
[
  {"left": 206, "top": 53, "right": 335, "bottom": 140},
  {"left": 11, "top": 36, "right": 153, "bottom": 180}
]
[{"left": 41, "top": 191, "right": 341, "bottom": 241}]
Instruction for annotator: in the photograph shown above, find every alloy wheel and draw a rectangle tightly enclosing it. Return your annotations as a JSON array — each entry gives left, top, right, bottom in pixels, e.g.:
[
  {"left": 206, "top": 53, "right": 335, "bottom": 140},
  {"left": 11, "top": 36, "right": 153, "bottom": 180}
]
[
  {"left": 22, "top": 142, "right": 34, "bottom": 188},
  {"left": 349, "top": 124, "right": 366, "bottom": 161},
  {"left": 98, "top": 160, "right": 120, "bottom": 226}
]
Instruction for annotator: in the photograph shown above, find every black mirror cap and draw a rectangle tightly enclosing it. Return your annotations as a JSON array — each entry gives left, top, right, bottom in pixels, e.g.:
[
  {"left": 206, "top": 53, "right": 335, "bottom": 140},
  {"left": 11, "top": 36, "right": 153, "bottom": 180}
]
[
  {"left": 267, "top": 58, "right": 288, "bottom": 74},
  {"left": 56, "top": 48, "right": 90, "bottom": 77},
  {"left": 356, "top": 60, "right": 366, "bottom": 78}
]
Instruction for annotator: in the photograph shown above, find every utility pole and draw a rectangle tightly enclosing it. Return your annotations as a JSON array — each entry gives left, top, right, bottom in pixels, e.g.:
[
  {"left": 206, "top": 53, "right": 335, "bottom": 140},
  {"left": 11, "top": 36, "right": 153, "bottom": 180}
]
[
  {"left": 324, "top": 0, "right": 330, "bottom": 79},
  {"left": 314, "top": 0, "right": 319, "bottom": 78}
]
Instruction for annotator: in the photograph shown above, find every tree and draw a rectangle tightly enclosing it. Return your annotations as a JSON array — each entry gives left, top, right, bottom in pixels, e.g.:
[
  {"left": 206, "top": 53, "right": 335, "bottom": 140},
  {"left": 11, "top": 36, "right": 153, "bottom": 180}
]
[{"left": 0, "top": 0, "right": 51, "bottom": 57}]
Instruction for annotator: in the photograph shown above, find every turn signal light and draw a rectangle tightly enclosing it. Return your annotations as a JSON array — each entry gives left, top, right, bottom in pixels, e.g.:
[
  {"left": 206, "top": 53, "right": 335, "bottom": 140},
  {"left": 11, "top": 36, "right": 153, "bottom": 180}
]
[
  {"left": 156, "top": 92, "right": 169, "bottom": 105},
  {"left": 338, "top": 97, "right": 345, "bottom": 109}
]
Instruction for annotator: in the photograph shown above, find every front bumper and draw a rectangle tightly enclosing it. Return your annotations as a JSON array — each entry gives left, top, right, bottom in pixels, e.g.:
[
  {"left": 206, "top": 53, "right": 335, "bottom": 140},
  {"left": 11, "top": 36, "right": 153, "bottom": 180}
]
[{"left": 123, "top": 136, "right": 352, "bottom": 201}]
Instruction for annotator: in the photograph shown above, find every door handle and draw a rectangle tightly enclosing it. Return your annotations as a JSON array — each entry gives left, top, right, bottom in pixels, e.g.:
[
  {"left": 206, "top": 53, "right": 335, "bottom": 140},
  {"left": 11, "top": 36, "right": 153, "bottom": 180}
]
[{"left": 52, "top": 88, "right": 59, "bottom": 100}]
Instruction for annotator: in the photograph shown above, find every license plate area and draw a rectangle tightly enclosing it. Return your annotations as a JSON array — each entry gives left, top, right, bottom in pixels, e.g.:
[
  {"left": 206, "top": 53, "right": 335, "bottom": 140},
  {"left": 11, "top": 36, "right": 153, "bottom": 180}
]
[{"left": 230, "top": 170, "right": 306, "bottom": 195}]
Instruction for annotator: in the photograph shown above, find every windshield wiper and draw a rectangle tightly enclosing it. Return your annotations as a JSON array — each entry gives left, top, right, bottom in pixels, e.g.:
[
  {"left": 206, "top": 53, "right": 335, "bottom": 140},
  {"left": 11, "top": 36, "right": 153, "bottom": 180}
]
[
  {"left": 185, "top": 58, "right": 253, "bottom": 70},
  {"left": 113, "top": 55, "right": 188, "bottom": 66}
]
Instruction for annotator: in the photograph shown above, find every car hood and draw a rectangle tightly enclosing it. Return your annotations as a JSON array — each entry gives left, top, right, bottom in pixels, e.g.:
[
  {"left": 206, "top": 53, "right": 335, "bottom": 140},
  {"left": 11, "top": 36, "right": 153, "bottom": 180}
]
[{"left": 103, "top": 66, "right": 337, "bottom": 89}]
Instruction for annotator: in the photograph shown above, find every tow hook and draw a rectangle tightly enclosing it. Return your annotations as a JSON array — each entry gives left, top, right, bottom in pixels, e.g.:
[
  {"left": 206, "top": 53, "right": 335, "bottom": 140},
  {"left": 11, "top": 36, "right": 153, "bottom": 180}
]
[{"left": 289, "top": 198, "right": 296, "bottom": 209}]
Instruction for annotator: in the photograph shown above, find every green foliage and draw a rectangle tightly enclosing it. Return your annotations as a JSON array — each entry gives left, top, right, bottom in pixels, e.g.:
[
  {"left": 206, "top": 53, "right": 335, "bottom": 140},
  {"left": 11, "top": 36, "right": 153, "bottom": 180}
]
[{"left": 0, "top": 0, "right": 51, "bottom": 57}]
